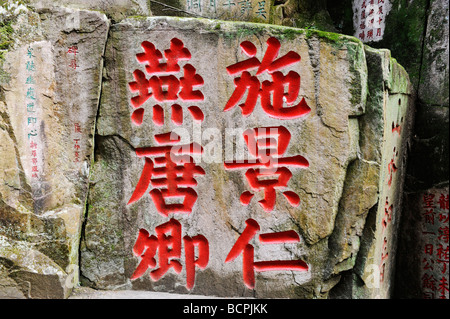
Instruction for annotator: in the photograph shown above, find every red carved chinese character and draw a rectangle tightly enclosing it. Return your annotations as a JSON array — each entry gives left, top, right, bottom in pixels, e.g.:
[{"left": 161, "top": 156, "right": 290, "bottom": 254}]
[
  {"left": 67, "top": 46, "right": 78, "bottom": 56},
  {"left": 359, "top": 30, "right": 365, "bottom": 40},
  {"left": 367, "top": 29, "right": 374, "bottom": 39},
  {"left": 74, "top": 122, "right": 82, "bottom": 133},
  {"left": 439, "top": 194, "right": 449, "bottom": 210},
  {"left": 131, "top": 219, "right": 209, "bottom": 290},
  {"left": 383, "top": 197, "right": 393, "bottom": 230},
  {"left": 224, "top": 37, "right": 311, "bottom": 120},
  {"left": 224, "top": 126, "right": 308, "bottom": 212},
  {"left": 423, "top": 209, "right": 435, "bottom": 225},
  {"left": 387, "top": 147, "right": 398, "bottom": 187},
  {"left": 440, "top": 213, "right": 449, "bottom": 224},
  {"left": 69, "top": 59, "right": 78, "bottom": 70},
  {"left": 422, "top": 273, "right": 437, "bottom": 291},
  {"left": 380, "top": 237, "right": 389, "bottom": 282},
  {"left": 439, "top": 277, "right": 449, "bottom": 298},
  {"left": 392, "top": 120, "right": 401, "bottom": 135},
  {"left": 424, "top": 244, "right": 434, "bottom": 256},
  {"left": 128, "top": 132, "right": 205, "bottom": 216},
  {"left": 439, "top": 226, "right": 449, "bottom": 244},
  {"left": 225, "top": 219, "right": 308, "bottom": 289},
  {"left": 423, "top": 194, "right": 436, "bottom": 209},
  {"left": 128, "top": 38, "right": 204, "bottom": 126},
  {"left": 422, "top": 258, "right": 434, "bottom": 271},
  {"left": 437, "top": 244, "right": 449, "bottom": 274},
  {"left": 423, "top": 291, "right": 435, "bottom": 299}
]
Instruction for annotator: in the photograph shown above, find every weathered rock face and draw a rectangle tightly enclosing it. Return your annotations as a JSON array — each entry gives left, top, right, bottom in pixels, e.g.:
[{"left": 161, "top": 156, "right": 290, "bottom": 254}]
[
  {"left": 0, "top": 7, "right": 108, "bottom": 298},
  {"left": 379, "top": 0, "right": 448, "bottom": 299},
  {"left": 185, "top": 0, "right": 273, "bottom": 22},
  {"left": 150, "top": 0, "right": 273, "bottom": 23},
  {"left": 330, "top": 47, "right": 414, "bottom": 298},
  {"left": 0, "top": 1, "right": 420, "bottom": 299},
  {"left": 78, "top": 16, "right": 414, "bottom": 298},
  {"left": 418, "top": 0, "right": 449, "bottom": 107},
  {"left": 151, "top": 0, "right": 337, "bottom": 30},
  {"left": 28, "top": 0, "right": 151, "bottom": 22},
  {"left": 404, "top": 0, "right": 449, "bottom": 190}
]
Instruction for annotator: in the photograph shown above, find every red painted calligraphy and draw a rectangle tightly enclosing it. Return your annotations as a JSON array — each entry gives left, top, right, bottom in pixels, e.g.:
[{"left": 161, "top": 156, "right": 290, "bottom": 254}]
[
  {"left": 131, "top": 219, "right": 209, "bottom": 290},
  {"left": 224, "top": 37, "right": 311, "bottom": 120},
  {"left": 421, "top": 191, "right": 449, "bottom": 299},
  {"left": 387, "top": 147, "right": 398, "bottom": 187},
  {"left": 68, "top": 45, "right": 78, "bottom": 70},
  {"left": 128, "top": 133, "right": 205, "bottom": 216},
  {"left": 225, "top": 219, "right": 308, "bottom": 289},
  {"left": 439, "top": 194, "right": 449, "bottom": 210},
  {"left": 222, "top": 37, "right": 310, "bottom": 289},
  {"left": 129, "top": 38, "right": 204, "bottom": 125},
  {"left": 383, "top": 197, "right": 393, "bottom": 230},
  {"left": 128, "top": 38, "right": 205, "bottom": 217},
  {"left": 73, "top": 122, "right": 82, "bottom": 163},
  {"left": 224, "top": 126, "right": 309, "bottom": 212}
]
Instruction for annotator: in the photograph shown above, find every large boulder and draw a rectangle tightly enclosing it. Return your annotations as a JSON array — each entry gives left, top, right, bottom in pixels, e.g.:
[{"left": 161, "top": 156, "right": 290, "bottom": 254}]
[{"left": 79, "top": 16, "right": 414, "bottom": 298}]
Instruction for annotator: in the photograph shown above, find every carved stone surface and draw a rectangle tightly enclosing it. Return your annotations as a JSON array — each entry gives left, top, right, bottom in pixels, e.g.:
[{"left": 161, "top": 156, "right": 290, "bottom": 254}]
[
  {"left": 78, "top": 16, "right": 414, "bottom": 298},
  {"left": 0, "top": 7, "right": 109, "bottom": 298}
]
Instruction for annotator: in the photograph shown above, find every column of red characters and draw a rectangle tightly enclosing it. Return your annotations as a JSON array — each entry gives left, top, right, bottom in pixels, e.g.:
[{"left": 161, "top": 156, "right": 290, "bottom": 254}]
[
  {"left": 127, "top": 38, "right": 209, "bottom": 290},
  {"left": 222, "top": 37, "right": 310, "bottom": 289}
]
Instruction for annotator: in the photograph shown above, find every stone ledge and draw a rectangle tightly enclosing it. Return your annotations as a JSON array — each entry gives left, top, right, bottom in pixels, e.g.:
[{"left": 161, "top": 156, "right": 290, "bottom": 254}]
[{"left": 68, "top": 287, "right": 228, "bottom": 299}]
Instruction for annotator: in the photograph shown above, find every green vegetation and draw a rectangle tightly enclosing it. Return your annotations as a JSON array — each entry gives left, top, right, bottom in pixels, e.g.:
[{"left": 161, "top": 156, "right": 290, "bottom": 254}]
[{"left": 0, "top": 19, "right": 13, "bottom": 60}]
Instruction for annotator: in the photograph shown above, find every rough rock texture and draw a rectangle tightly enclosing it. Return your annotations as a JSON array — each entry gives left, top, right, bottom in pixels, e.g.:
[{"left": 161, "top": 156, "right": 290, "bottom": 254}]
[
  {"left": 27, "top": 0, "right": 151, "bottom": 22},
  {"left": 78, "top": 16, "right": 414, "bottom": 298},
  {"left": 0, "top": 7, "right": 108, "bottom": 298},
  {"left": 391, "top": 0, "right": 449, "bottom": 299},
  {"left": 340, "top": 0, "right": 449, "bottom": 299},
  {"left": 418, "top": 0, "right": 449, "bottom": 107},
  {"left": 404, "top": 0, "right": 449, "bottom": 191},
  {"left": 150, "top": 0, "right": 273, "bottom": 22},
  {"left": 330, "top": 47, "right": 414, "bottom": 298},
  {"left": 183, "top": 0, "right": 274, "bottom": 23},
  {"left": 0, "top": 2, "right": 422, "bottom": 300},
  {"left": 149, "top": 0, "right": 336, "bottom": 30},
  {"left": 352, "top": 0, "right": 428, "bottom": 89}
]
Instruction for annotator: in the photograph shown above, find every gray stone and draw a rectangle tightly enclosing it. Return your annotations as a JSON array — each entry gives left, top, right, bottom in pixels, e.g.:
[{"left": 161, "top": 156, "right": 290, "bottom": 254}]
[
  {"left": 28, "top": 0, "right": 151, "bottom": 22},
  {"left": 418, "top": 0, "right": 449, "bottom": 107},
  {"left": 79, "top": 16, "right": 413, "bottom": 298},
  {"left": 0, "top": 6, "right": 109, "bottom": 298},
  {"left": 330, "top": 47, "right": 414, "bottom": 299},
  {"left": 151, "top": 0, "right": 273, "bottom": 23}
]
